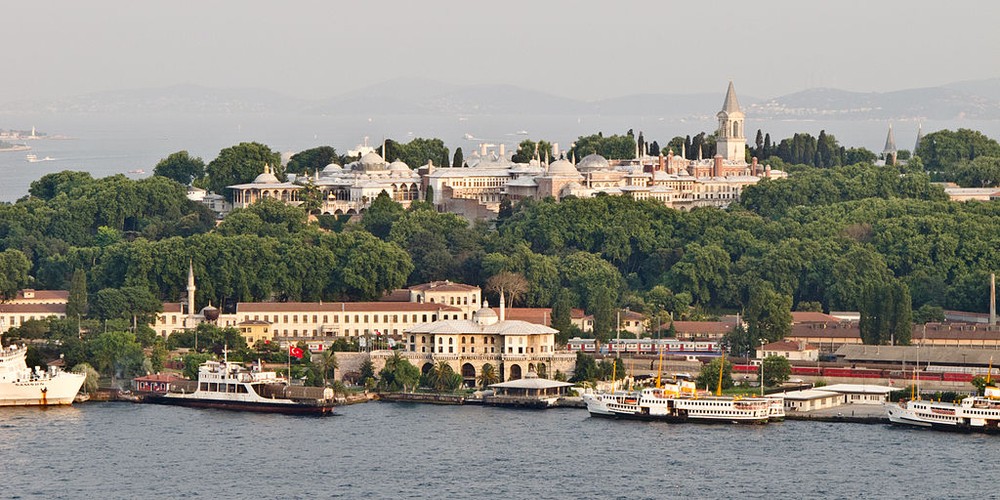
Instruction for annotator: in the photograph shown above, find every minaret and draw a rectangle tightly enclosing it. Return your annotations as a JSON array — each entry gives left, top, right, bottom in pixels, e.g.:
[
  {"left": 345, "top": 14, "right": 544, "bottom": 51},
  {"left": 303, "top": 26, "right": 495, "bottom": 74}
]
[
  {"left": 499, "top": 288, "right": 506, "bottom": 322},
  {"left": 716, "top": 81, "right": 746, "bottom": 162},
  {"left": 883, "top": 124, "right": 897, "bottom": 166},
  {"left": 186, "top": 260, "right": 196, "bottom": 327}
]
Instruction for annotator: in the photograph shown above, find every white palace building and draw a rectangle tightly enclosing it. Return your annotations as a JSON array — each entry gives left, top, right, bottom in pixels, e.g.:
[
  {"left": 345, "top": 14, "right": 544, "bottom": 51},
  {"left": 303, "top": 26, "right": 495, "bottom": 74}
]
[{"left": 210, "top": 82, "right": 784, "bottom": 219}]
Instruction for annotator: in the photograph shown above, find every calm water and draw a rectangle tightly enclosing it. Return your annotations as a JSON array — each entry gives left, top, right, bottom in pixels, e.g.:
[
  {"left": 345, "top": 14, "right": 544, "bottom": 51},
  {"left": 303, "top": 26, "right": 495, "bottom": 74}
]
[{"left": 0, "top": 402, "right": 996, "bottom": 499}]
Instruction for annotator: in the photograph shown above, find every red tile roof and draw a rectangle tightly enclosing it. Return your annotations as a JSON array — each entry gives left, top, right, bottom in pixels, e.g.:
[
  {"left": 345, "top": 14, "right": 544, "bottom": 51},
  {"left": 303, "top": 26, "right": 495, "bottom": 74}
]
[
  {"left": 0, "top": 303, "right": 66, "bottom": 315},
  {"left": 667, "top": 321, "right": 735, "bottom": 334},
  {"left": 236, "top": 302, "right": 462, "bottom": 313},
  {"left": 14, "top": 289, "right": 69, "bottom": 302},
  {"left": 408, "top": 280, "right": 480, "bottom": 292},
  {"left": 134, "top": 373, "right": 186, "bottom": 383},
  {"left": 790, "top": 311, "right": 842, "bottom": 324},
  {"left": 379, "top": 289, "right": 412, "bottom": 302}
]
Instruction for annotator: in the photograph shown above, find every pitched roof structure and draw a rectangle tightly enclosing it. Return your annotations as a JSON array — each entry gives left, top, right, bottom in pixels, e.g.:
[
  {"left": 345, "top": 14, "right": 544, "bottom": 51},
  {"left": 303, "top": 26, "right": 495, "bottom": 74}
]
[{"left": 721, "top": 81, "right": 741, "bottom": 114}]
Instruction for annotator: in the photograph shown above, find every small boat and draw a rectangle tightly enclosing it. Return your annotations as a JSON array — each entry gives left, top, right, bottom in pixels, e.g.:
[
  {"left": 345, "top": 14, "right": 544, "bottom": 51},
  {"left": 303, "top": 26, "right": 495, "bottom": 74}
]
[
  {"left": 128, "top": 169, "right": 145, "bottom": 174},
  {"left": 146, "top": 356, "right": 334, "bottom": 415},
  {"left": 583, "top": 386, "right": 773, "bottom": 424},
  {"left": 26, "top": 155, "right": 54, "bottom": 163},
  {"left": 0, "top": 333, "right": 86, "bottom": 406}
]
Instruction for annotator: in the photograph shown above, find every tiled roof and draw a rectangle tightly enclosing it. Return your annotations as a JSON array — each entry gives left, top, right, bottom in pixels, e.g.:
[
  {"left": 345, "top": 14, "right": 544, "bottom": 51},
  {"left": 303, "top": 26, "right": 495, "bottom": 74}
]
[
  {"left": 409, "top": 280, "right": 480, "bottom": 292},
  {"left": 236, "top": 302, "right": 462, "bottom": 313},
  {"left": 408, "top": 319, "right": 557, "bottom": 336},
  {"left": 790, "top": 311, "right": 842, "bottom": 323},
  {"left": 667, "top": 321, "right": 735, "bottom": 334},
  {"left": 14, "top": 290, "right": 69, "bottom": 302},
  {"left": 761, "top": 340, "right": 817, "bottom": 352},
  {"left": 0, "top": 303, "right": 66, "bottom": 315}
]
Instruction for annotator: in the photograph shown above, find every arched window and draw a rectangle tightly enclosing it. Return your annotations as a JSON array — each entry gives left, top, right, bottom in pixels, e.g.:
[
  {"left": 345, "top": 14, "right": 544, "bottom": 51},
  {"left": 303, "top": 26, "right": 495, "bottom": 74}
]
[{"left": 732, "top": 121, "right": 738, "bottom": 137}]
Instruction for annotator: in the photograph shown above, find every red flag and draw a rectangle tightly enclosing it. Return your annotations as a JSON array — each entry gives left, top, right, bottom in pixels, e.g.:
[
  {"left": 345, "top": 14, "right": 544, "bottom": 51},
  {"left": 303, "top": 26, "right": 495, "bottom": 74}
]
[{"left": 289, "top": 346, "right": 304, "bottom": 359}]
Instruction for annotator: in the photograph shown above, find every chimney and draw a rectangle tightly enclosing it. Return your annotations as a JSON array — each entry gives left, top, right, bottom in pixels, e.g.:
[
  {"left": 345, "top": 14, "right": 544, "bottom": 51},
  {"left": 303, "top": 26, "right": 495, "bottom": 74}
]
[
  {"left": 991, "top": 273, "right": 997, "bottom": 325},
  {"left": 713, "top": 154, "right": 723, "bottom": 177},
  {"left": 658, "top": 153, "right": 665, "bottom": 172},
  {"left": 480, "top": 143, "right": 488, "bottom": 156},
  {"left": 752, "top": 156, "right": 759, "bottom": 175},
  {"left": 499, "top": 143, "right": 505, "bottom": 157}
]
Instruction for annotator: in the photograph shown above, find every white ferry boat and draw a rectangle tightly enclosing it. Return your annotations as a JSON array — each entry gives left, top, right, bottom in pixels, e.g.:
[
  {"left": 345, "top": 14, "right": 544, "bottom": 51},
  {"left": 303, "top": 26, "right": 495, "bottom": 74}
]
[
  {"left": 886, "top": 386, "right": 1000, "bottom": 433},
  {"left": 148, "top": 358, "right": 335, "bottom": 415},
  {"left": 0, "top": 334, "right": 86, "bottom": 406},
  {"left": 583, "top": 382, "right": 773, "bottom": 424}
]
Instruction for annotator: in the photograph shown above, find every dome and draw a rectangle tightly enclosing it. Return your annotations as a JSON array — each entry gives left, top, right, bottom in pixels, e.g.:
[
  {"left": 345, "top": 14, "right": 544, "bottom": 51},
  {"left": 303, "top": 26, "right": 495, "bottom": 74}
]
[
  {"left": 577, "top": 153, "right": 609, "bottom": 172},
  {"left": 253, "top": 171, "right": 280, "bottom": 184},
  {"left": 388, "top": 160, "right": 410, "bottom": 172},
  {"left": 472, "top": 301, "right": 499, "bottom": 326},
  {"left": 360, "top": 151, "right": 385, "bottom": 166},
  {"left": 200, "top": 303, "right": 220, "bottom": 322},
  {"left": 322, "top": 163, "right": 343, "bottom": 174},
  {"left": 547, "top": 158, "right": 580, "bottom": 177}
]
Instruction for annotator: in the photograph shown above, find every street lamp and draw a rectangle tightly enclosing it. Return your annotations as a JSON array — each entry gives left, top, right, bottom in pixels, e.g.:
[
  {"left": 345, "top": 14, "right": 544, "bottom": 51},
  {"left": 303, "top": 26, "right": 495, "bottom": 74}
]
[{"left": 759, "top": 338, "right": 767, "bottom": 396}]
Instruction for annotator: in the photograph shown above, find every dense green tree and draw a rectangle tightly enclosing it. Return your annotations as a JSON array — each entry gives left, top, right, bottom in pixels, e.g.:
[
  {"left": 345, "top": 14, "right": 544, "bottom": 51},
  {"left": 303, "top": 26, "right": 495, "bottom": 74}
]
[
  {"left": 859, "top": 280, "right": 912, "bottom": 345},
  {"left": 511, "top": 140, "right": 554, "bottom": 163},
  {"left": 286, "top": 146, "right": 342, "bottom": 175},
  {"left": 915, "top": 128, "right": 1000, "bottom": 172},
  {"left": 696, "top": 357, "right": 733, "bottom": 393},
  {"left": 453, "top": 147, "right": 464, "bottom": 168},
  {"left": 182, "top": 352, "right": 212, "bottom": 379},
  {"left": 952, "top": 156, "right": 1000, "bottom": 187},
  {"left": 0, "top": 249, "right": 31, "bottom": 301},
  {"left": 88, "top": 330, "right": 145, "bottom": 383},
  {"left": 568, "top": 132, "right": 636, "bottom": 160},
  {"left": 377, "top": 351, "right": 420, "bottom": 392},
  {"left": 315, "top": 349, "right": 339, "bottom": 387},
  {"left": 66, "top": 269, "right": 89, "bottom": 318},
  {"left": 153, "top": 151, "right": 205, "bottom": 185},
  {"left": 422, "top": 361, "right": 462, "bottom": 392},
  {"left": 478, "top": 363, "right": 500, "bottom": 388},
  {"left": 378, "top": 137, "right": 448, "bottom": 168},
  {"left": 571, "top": 352, "right": 599, "bottom": 382},
  {"left": 205, "top": 142, "right": 283, "bottom": 196},
  {"left": 71, "top": 363, "right": 100, "bottom": 394},
  {"left": 761, "top": 355, "right": 791, "bottom": 388},
  {"left": 744, "top": 282, "right": 793, "bottom": 343},
  {"left": 361, "top": 192, "right": 405, "bottom": 240},
  {"left": 359, "top": 358, "right": 377, "bottom": 388},
  {"left": 913, "top": 304, "right": 945, "bottom": 324},
  {"left": 28, "top": 171, "right": 95, "bottom": 201}
]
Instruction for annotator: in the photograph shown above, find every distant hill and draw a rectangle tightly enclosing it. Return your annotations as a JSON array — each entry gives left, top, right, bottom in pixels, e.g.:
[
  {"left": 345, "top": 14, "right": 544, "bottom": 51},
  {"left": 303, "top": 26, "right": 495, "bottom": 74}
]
[
  {"left": 3, "top": 79, "right": 1000, "bottom": 120},
  {"left": 751, "top": 86, "right": 1000, "bottom": 120},
  {"left": 0, "top": 83, "right": 309, "bottom": 114}
]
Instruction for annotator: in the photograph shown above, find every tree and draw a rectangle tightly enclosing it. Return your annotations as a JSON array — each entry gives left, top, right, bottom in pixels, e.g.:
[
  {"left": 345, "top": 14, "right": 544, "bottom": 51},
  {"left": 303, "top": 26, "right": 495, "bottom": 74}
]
[
  {"left": 286, "top": 146, "right": 341, "bottom": 175},
  {"left": 66, "top": 269, "right": 89, "bottom": 319},
  {"left": 761, "top": 355, "right": 791, "bottom": 388},
  {"left": 88, "top": 330, "right": 145, "bottom": 384},
  {"left": 485, "top": 271, "right": 529, "bottom": 307},
  {"left": 913, "top": 304, "right": 945, "bottom": 324},
  {"left": 182, "top": 352, "right": 212, "bottom": 379},
  {"left": 424, "top": 185, "right": 434, "bottom": 204},
  {"left": 423, "top": 361, "right": 462, "bottom": 392},
  {"left": 154, "top": 151, "right": 205, "bottom": 185},
  {"left": 315, "top": 349, "right": 339, "bottom": 387},
  {"left": 377, "top": 351, "right": 420, "bottom": 392},
  {"left": 478, "top": 363, "right": 500, "bottom": 388},
  {"left": 723, "top": 323, "right": 754, "bottom": 358},
  {"left": 361, "top": 191, "right": 405, "bottom": 240},
  {"left": 598, "top": 357, "right": 626, "bottom": 380},
  {"left": 916, "top": 128, "right": 1000, "bottom": 172},
  {"left": 696, "top": 357, "right": 733, "bottom": 392},
  {"left": 453, "top": 147, "right": 464, "bottom": 168},
  {"left": 150, "top": 339, "right": 168, "bottom": 373},
  {"left": 298, "top": 178, "right": 323, "bottom": 215},
  {"left": 0, "top": 249, "right": 31, "bottom": 301},
  {"left": 859, "top": 280, "right": 912, "bottom": 345},
  {"left": 204, "top": 142, "right": 282, "bottom": 196},
  {"left": 971, "top": 375, "right": 990, "bottom": 395},
  {"left": 359, "top": 359, "right": 377, "bottom": 389},
  {"left": 571, "top": 352, "right": 599, "bottom": 382},
  {"left": 744, "top": 282, "right": 793, "bottom": 343},
  {"left": 511, "top": 140, "right": 554, "bottom": 163},
  {"left": 71, "top": 363, "right": 100, "bottom": 394},
  {"left": 953, "top": 156, "right": 1000, "bottom": 187}
]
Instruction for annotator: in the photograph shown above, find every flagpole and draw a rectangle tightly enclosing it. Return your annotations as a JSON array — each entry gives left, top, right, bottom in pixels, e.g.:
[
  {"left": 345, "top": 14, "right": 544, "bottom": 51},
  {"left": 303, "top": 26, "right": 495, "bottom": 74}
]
[{"left": 287, "top": 341, "right": 291, "bottom": 382}]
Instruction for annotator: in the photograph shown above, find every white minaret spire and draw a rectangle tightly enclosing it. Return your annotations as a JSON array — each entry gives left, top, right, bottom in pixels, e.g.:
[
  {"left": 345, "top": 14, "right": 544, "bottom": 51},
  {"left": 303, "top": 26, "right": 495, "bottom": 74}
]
[
  {"left": 716, "top": 81, "right": 746, "bottom": 162},
  {"left": 186, "top": 259, "right": 196, "bottom": 326}
]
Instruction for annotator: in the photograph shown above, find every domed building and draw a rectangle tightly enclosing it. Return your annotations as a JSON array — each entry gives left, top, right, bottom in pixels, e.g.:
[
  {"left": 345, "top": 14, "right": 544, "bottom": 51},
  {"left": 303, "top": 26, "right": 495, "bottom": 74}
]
[
  {"left": 535, "top": 158, "right": 584, "bottom": 200},
  {"left": 228, "top": 164, "right": 302, "bottom": 210},
  {"left": 294, "top": 152, "right": 422, "bottom": 215}
]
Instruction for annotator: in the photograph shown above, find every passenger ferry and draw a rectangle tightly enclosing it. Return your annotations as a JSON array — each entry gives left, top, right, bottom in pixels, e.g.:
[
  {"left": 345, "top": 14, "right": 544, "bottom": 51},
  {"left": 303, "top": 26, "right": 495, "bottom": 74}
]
[
  {"left": 886, "top": 386, "right": 1000, "bottom": 432},
  {"left": 148, "top": 357, "right": 335, "bottom": 415},
  {"left": 0, "top": 333, "right": 86, "bottom": 406},
  {"left": 583, "top": 386, "right": 772, "bottom": 424}
]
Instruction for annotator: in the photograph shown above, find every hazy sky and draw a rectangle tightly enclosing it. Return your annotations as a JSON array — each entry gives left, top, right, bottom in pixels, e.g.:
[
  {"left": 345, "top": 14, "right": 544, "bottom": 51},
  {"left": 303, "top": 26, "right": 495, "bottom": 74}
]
[{"left": 5, "top": 1, "right": 1000, "bottom": 103}]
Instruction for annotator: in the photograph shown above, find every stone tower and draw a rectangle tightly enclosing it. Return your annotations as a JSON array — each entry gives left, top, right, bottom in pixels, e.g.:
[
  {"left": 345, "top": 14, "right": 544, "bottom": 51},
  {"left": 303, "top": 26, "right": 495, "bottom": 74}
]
[{"left": 716, "top": 81, "right": 745, "bottom": 163}]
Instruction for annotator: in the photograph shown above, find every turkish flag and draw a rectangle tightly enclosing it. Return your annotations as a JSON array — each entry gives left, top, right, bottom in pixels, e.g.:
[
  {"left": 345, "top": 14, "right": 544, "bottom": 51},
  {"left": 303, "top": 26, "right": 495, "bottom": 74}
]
[{"left": 290, "top": 346, "right": 304, "bottom": 359}]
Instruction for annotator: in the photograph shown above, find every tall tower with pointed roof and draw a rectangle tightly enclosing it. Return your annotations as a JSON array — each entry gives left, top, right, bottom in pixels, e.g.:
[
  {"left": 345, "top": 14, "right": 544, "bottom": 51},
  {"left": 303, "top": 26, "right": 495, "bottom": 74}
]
[
  {"left": 883, "top": 124, "right": 897, "bottom": 166},
  {"left": 716, "top": 81, "right": 746, "bottom": 162}
]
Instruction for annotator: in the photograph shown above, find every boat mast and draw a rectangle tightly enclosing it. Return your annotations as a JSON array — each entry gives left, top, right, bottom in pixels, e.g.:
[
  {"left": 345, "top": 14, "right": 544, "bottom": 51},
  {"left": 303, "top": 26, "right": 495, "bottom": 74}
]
[{"left": 716, "top": 350, "right": 725, "bottom": 396}]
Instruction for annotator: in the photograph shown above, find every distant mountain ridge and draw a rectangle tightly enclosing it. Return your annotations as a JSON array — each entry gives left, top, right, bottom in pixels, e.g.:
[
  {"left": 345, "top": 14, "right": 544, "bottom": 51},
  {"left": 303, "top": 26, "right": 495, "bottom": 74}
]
[{"left": 3, "top": 78, "right": 1000, "bottom": 120}]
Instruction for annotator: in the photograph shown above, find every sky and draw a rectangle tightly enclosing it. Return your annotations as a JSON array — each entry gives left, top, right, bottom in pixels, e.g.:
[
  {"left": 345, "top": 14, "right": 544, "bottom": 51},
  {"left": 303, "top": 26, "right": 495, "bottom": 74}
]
[{"left": 4, "top": 0, "right": 1000, "bottom": 103}]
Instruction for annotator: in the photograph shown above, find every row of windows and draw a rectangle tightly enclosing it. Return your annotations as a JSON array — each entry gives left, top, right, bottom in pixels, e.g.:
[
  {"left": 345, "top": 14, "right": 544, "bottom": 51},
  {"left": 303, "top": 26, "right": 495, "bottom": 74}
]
[{"left": 198, "top": 382, "right": 248, "bottom": 393}]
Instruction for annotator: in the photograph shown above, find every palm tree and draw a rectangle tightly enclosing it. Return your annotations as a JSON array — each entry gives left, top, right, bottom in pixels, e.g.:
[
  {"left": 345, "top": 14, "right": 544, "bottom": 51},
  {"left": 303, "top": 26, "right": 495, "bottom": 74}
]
[
  {"left": 315, "top": 349, "right": 339, "bottom": 387},
  {"left": 478, "top": 363, "right": 500, "bottom": 389},
  {"left": 430, "top": 361, "right": 453, "bottom": 392}
]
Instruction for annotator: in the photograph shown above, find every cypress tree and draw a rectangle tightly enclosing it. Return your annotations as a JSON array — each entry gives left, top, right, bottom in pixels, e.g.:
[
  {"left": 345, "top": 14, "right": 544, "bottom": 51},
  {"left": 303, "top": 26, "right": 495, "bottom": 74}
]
[
  {"left": 453, "top": 147, "right": 464, "bottom": 168},
  {"left": 66, "top": 269, "right": 88, "bottom": 318}
]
